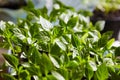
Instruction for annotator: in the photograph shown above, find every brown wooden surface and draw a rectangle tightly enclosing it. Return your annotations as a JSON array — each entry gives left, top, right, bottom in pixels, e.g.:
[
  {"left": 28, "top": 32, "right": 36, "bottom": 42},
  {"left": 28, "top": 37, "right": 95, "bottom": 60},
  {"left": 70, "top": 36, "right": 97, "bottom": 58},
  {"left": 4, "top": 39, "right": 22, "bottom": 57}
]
[
  {"left": 0, "top": 48, "right": 7, "bottom": 66},
  {"left": 0, "top": 48, "right": 8, "bottom": 80}
]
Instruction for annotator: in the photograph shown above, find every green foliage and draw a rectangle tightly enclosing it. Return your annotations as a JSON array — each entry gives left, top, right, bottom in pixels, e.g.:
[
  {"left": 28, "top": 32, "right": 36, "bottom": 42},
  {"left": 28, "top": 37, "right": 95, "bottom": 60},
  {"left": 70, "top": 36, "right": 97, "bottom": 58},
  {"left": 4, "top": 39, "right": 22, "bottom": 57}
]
[
  {"left": 1, "top": 73, "right": 16, "bottom": 80},
  {"left": 2, "top": 54, "right": 19, "bottom": 68},
  {"left": 96, "top": 0, "right": 120, "bottom": 13},
  {"left": 95, "top": 63, "right": 109, "bottom": 80},
  {"left": 0, "top": 0, "right": 119, "bottom": 80}
]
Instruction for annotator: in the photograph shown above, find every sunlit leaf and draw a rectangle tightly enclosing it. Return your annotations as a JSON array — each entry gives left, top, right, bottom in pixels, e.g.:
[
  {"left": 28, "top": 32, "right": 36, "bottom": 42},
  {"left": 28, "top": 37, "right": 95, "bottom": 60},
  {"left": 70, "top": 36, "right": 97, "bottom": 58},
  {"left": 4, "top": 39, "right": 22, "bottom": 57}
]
[
  {"left": 3, "top": 54, "right": 19, "bottom": 68},
  {"left": 71, "top": 34, "right": 80, "bottom": 48},
  {"left": 41, "top": 53, "right": 53, "bottom": 73},
  {"left": 67, "top": 16, "right": 78, "bottom": 28},
  {"left": 98, "top": 31, "right": 113, "bottom": 48},
  {"left": 38, "top": 16, "right": 53, "bottom": 31},
  {"left": 55, "top": 39, "right": 66, "bottom": 51},
  {"left": 81, "top": 33, "right": 88, "bottom": 44},
  {"left": 106, "top": 38, "right": 115, "bottom": 49},
  {"left": 1, "top": 73, "right": 16, "bottom": 80},
  {"left": 86, "top": 62, "right": 94, "bottom": 80},
  {"left": 52, "top": 71, "right": 65, "bottom": 80},
  {"left": 49, "top": 54, "right": 60, "bottom": 68},
  {"left": 66, "top": 60, "right": 79, "bottom": 69},
  {"left": 95, "top": 63, "right": 109, "bottom": 80},
  {"left": 27, "top": 64, "right": 41, "bottom": 76},
  {"left": 20, "top": 70, "right": 31, "bottom": 80}
]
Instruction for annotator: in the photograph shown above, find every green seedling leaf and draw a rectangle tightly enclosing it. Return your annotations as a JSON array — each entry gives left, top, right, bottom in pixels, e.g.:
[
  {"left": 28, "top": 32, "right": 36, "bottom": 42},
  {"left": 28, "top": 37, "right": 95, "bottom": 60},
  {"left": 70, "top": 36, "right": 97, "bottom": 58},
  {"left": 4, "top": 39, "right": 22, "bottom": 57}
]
[
  {"left": 107, "top": 66, "right": 115, "bottom": 73},
  {"left": 86, "top": 62, "right": 94, "bottom": 80},
  {"left": 52, "top": 27, "right": 63, "bottom": 38},
  {"left": 78, "top": 10, "right": 93, "bottom": 16},
  {"left": 60, "top": 53, "right": 69, "bottom": 65},
  {"left": 103, "top": 58, "right": 114, "bottom": 66},
  {"left": 95, "top": 20, "right": 105, "bottom": 31},
  {"left": 38, "top": 16, "right": 53, "bottom": 31},
  {"left": 30, "top": 47, "right": 41, "bottom": 65},
  {"left": 81, "top": 33, "right": 88, "bottom": 44},
  {"left": 95, "top": 63, "right": 109, "bottom": 80},
  {"left": 29, "top": 23, "right": 40, "bottom": 38},
  {"left": 47, "top": 75, "right": 58, "bottom": 80},
  {"left": 40, "top": 53, "right": 53, "bottom": 74},
  {"left": 57, "top": 68, "right": 69, "bottom": 80},
  {"left": 27, "top": 8, "right": 41, "bottom": 17},
  {"left": 52, "top": 71, "right": 65, "bottom": 80},
  {"left": 62, "top": 35, "right": 71, "bottom": 44},
  {"left": 20, "top": 70, "right": 31, "bottom": 80},
  {"left": 59, "top": 19, "right": 67, "bottom": 26},
  {"left": 71, "top": 34, "right": 80, "bottom": 48},
  {"left": 98, "top": 31, "right": 113, "bottom": 47},
  {"left": 39, "top": 7, "right": 48, "bottom": 18},
  {"left": 67, "top": 16, "right": 78, "bottom": 28},
  {"left": 106, "top": 38, "right": 115, "bottom": 49},
  {"left": 3, "top": 54, "right": 19, "bottom": 68},
  {"left": 49, "top": 54, "right": 60, "bottom": 68},
  {"left": 50, "top": 43, "right": 61, "bottom": 56},
  {"left": 66, "top": 60, "right": 79, "bottom": 69},
  {"left": 89, "top": 61, "right": 97, "bottom": 71},
  {"left": 27, "top": 64, "right": 41, "bottom": 76},
  {"left": 13, "top": 28, "right": 26, "bottom": 40},
  {"left": 1, "top": 73, "right": 16, "bottom": 80},
  {"left": 49, "top": 9, "right": 60, "bottom": 21},
  {"left": 14, "top": 46, "right": 21, "bottom": 53},
  {"left": 55, "top": 39, "right": 66, "bottom": 51}
]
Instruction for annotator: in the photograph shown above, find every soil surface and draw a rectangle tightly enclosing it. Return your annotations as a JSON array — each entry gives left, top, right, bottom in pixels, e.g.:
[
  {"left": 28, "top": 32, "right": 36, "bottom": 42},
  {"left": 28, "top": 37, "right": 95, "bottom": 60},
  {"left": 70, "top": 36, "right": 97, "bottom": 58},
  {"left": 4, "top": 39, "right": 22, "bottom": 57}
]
[
  {"left": 90, "top": 9, "right": 120, "bottom": 40},
  {"left": 91, "top": 9, "right": 120, "bottom": 21}
]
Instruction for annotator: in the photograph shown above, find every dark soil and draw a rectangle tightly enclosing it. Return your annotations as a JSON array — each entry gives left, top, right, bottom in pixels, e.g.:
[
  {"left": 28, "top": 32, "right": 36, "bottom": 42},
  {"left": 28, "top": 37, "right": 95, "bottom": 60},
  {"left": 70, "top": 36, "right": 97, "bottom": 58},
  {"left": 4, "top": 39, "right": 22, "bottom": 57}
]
[
  {"left": 90, "top": 9, "right": 120, "bottom": 40},
  {"left": 91, "top": 9, "right": 120, "bottom": 21}
]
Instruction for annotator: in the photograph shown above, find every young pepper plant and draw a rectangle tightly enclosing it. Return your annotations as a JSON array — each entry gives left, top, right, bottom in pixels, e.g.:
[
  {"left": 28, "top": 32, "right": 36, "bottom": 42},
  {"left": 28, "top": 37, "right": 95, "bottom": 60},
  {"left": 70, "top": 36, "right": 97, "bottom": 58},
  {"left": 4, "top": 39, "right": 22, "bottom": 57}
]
[{"left": 0, "top": 0, "right": 120, "bottom": 80}]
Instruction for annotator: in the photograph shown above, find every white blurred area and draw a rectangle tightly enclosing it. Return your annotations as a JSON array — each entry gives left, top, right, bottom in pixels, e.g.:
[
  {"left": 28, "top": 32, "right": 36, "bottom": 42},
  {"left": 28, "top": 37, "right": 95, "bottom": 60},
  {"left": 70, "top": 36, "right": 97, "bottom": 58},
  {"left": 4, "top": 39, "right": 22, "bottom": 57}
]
[
  {"left": 0, "top": 0, "right": 53, "bottom": 22},
  {"left": 0, "top": 0, "right": 100, "bottom": 22},
  {"left": 59, "top": 0, "right": 99, "bottom": 11}
]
